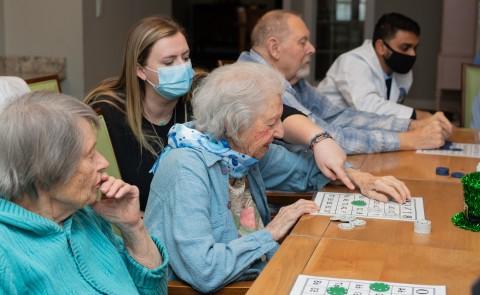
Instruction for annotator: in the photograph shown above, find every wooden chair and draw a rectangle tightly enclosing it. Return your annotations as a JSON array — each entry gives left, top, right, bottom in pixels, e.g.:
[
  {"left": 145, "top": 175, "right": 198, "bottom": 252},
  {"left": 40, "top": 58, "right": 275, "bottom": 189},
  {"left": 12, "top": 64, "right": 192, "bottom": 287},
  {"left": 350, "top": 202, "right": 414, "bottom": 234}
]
[
  {"left": 96, "top": 115, "right": 122, "bottom": 179},
  {"left": 266, "top": 191, "right": 315, "bottom": 207},
  {"left": 217, "top": 59, "right": 235, "bottom": 67},
  {"left": 461, "top": 63, "right": 480, "bottom": 127},
  {"left": 168, "top": 280, "right": 252, "bottom": 295},
  {"left": 26, "top": 74, "right": 62, "bottom": 93}
]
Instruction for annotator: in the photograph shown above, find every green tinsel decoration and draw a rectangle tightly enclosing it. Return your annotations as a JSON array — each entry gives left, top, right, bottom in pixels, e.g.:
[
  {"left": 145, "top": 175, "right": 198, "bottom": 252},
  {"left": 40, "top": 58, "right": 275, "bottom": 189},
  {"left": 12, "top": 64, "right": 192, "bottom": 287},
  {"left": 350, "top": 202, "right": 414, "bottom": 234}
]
[{"left": 451, "top": 172, "right": 480, "bottom": 232}]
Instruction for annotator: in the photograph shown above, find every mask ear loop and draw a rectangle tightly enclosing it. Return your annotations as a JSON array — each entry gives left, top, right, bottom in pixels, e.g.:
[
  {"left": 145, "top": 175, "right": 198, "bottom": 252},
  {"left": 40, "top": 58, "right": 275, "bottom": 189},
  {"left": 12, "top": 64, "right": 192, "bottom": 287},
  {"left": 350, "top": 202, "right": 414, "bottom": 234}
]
[
  {"left": 382, "top": 40, "right": 396, "bottom": 57},
  {"left": 137, "top": 63, "right": 158, "bottom": 87}
]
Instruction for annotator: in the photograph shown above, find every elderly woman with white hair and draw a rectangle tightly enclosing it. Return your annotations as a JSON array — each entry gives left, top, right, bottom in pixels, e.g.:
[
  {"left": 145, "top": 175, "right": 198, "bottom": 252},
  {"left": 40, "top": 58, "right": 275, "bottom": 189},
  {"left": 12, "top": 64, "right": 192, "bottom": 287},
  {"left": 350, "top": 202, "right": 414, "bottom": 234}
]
[
  {"left": 0, "top": 92, "right": 168, "bottom": 294},
  {"left": 144, "top": 62, "right": 410, "bottom": 293}
]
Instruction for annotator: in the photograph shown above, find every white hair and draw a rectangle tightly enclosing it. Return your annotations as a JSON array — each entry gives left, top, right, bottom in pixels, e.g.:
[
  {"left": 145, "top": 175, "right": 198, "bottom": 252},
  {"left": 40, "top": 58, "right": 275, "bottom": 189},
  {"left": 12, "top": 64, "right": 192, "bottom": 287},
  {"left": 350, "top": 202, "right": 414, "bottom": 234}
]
[
  {"left": 0, "top": 76, "right": 31, "bottom": 111},
  {"left": 0, "top": 92, "right": 98, "bottom": 200},
  {"left": 192, "top": 62, "right": 285, "bottom": 143}
]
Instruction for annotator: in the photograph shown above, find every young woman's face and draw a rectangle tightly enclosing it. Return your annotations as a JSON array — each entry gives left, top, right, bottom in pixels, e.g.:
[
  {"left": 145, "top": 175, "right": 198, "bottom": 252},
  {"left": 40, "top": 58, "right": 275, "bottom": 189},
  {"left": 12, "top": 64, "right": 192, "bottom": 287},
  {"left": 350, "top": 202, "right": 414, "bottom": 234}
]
[{"left": 139, "top": 32, "right": 190, "bottom": 85}]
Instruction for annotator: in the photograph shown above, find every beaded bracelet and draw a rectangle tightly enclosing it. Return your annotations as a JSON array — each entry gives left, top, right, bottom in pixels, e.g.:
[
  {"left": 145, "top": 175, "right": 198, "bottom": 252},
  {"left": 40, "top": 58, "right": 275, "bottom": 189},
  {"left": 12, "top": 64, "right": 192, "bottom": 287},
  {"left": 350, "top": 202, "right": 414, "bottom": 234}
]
[{"left": 309, "top": 132, "right": 333, "bottom": 149}]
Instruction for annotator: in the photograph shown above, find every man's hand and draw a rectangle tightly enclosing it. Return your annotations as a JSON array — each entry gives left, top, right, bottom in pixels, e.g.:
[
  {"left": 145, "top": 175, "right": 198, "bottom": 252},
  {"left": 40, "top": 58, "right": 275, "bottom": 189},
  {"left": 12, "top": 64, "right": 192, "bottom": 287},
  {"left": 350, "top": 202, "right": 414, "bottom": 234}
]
[
  {"left": 400, "top": 120, "right": 445, "bottom": 150},
  {"left": 409, "top": 111, "right": 452, "bottom": 138}
]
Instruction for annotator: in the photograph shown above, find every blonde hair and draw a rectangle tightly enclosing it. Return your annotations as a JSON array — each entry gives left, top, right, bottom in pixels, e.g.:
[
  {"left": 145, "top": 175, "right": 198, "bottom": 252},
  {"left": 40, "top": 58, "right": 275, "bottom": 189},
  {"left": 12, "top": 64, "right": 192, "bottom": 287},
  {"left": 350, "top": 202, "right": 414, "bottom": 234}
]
[{"left": 84, "top": 16, "right": 184, "bottom": 155}]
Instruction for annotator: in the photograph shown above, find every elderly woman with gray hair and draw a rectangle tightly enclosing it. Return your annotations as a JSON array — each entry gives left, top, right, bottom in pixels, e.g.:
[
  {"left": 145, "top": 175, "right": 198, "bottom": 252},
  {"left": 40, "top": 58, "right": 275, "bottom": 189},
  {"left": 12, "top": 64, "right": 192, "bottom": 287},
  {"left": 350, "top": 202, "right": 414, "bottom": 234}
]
[
  {"left": 144, "top": 62, "right": 410, "bottom": 293},
  {"left": 0, "top": 92, "right": 168, "bottom": 294}
]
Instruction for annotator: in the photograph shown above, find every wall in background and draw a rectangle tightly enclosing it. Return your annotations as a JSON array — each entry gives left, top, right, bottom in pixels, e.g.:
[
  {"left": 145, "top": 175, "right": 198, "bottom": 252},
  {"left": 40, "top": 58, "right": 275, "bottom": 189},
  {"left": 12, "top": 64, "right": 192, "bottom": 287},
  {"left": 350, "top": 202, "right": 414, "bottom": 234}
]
[
  {"left": 82, "top": 0, "right": 171, "bottom": 94},
  {"left": 283, "top": 0, "right": 318, "bottom": 83},
  {"left": 0, "top": 0, "right": 4, "bottom": 55},
  {"left": 372, "top": 0, "right": 442, "bottom": 109},
  {"left": 3, "top": 0, "right": 84, "bottom": 98},
  {"left": 0, "top": 0, "right": 170, "bottom": 99}
]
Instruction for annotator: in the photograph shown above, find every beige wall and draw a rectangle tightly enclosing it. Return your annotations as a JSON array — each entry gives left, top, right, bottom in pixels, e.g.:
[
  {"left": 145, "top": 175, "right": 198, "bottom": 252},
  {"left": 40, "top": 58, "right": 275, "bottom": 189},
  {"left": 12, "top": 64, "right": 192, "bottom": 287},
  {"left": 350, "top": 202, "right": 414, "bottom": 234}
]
[
  {"left": 3, "top": 0, "right": 84, "bottom": 98},
  {"left": 373, "top": 0, "right": 442, "bottom": 109},
  {"left": 0, "top": 0, "right": 4, "bottom": 55},
  {"left": 82, "top": 0, "right": 171, "bottom": 95},
  {"left": 1, "top": 0, "right": 171, "bottom": 99}
]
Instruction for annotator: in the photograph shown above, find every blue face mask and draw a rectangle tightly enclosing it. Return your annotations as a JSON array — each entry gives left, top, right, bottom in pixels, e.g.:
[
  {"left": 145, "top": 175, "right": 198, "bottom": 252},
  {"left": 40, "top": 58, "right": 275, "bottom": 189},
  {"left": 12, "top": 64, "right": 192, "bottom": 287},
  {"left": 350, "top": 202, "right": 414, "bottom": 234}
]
[{"left": 145, "top": 61, "right": 195, "bottom": 101}]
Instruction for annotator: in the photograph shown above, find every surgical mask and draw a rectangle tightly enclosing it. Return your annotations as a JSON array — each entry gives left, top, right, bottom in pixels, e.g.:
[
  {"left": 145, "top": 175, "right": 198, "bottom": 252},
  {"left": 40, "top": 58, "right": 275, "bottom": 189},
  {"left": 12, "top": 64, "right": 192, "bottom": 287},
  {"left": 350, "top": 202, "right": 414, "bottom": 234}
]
[
  {"left": 382, "top": 40, "right": 416, "bottom": 74},
  {"left": 145, "top": 61, "right": 195, "bottom": 100}
]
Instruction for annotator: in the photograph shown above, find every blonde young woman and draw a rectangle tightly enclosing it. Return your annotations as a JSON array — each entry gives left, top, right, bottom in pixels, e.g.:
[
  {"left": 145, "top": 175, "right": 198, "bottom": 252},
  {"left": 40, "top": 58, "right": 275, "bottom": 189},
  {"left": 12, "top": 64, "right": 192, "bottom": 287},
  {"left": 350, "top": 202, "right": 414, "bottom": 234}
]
[{"left": 85, "top": 16, "right": 194, "bottom": 210}]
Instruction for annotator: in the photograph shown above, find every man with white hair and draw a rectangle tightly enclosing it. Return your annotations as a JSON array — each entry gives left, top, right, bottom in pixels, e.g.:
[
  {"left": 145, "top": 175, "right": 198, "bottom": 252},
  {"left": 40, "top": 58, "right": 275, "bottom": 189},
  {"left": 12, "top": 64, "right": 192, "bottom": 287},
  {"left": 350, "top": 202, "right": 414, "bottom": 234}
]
[
  {"left": 237, "top": 10, "right": 451, "bottom": 154},
  {"left": 0, "top": 76, "right": 31, "bottom": 110}
]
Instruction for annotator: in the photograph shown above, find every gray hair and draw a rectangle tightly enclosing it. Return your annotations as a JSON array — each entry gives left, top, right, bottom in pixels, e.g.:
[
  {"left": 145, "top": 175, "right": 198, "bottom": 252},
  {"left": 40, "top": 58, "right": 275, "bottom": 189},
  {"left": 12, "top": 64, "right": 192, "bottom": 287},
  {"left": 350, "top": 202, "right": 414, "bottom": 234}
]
[
  {"left": 251, "top": 10, "right": 299, "bottom": 47},
  {"left": 192, "top": 62, "right": 285, "bottom": 143},
  {"left": 0, "top": 92, "right": 99, "bottom": 200}
]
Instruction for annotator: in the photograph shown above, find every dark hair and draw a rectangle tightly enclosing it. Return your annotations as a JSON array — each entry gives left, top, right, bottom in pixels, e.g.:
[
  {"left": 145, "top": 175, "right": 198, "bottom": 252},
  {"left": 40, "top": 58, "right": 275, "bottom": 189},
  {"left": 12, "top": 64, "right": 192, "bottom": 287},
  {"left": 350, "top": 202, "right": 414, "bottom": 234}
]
[{"left": 372, "top": 13, "right": 420, "bottom": 45}]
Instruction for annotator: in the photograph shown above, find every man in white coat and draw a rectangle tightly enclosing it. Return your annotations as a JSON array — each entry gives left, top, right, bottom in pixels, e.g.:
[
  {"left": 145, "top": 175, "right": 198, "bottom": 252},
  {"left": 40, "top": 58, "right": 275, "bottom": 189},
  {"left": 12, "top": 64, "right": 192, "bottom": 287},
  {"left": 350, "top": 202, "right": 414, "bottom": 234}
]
[{"left": 317, "top": 13, "right": 437, "bottom": 120}]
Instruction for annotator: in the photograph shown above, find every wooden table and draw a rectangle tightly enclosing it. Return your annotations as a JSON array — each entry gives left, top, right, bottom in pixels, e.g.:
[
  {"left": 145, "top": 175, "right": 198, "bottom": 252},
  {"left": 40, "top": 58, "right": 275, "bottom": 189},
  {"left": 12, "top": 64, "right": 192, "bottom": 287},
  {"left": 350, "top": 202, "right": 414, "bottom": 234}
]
[
  {"left": 354, "top": 128, "right": 479, "bottom": 183},
  {"left": 346, "top": 153, "right": 367, "bottom": 169},
  {"left": 247, "top": 129, "right": 480, "bottom": 295},
  {"left": 302, "top": 238, "right": 480, "bottom": 295},
  {"left": 246, "top": 235, "right": 321, "bottom": 295},
  {"left": 319, "top": 180, "right": 480, "bottom": 252},
  {"left": 449, "top": 127, "right": 480, "bottom": 143},
  {"left": 248, "top": 179, "right": 480, "bottom": 294},
  {"left": 358, "top": 150, "right": 478, "bottom": 183},
  {"left": 345, "top": 128, "right": 479, "bottom": 183}
]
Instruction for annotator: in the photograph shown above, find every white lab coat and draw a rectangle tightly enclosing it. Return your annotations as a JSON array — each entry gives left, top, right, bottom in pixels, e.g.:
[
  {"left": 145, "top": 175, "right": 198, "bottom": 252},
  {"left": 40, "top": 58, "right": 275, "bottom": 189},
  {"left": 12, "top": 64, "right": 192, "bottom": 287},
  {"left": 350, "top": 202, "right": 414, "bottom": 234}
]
[{"left": 317, "top": 40, "right": 414, "bottom": 119}]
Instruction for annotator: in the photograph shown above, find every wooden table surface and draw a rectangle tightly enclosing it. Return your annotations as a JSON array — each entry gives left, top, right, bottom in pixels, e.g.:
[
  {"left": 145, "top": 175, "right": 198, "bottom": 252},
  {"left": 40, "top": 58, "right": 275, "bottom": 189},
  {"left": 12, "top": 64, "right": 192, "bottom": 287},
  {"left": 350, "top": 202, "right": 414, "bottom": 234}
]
[
  {"left": 248, "top": 182, "right": 480, "bottom": 295},
  {"left": 351, "top": 128, "right": 479, "bottom": 183},
  {"left": 247, "top": 129, "right": 480, "bottom": 295},
  {"left": 246, "top": 235, "right": 321, "bottom": 295},
  {"left": 358, "top": 150, "right": 478, "bottom": 183},
  {"left": 303, "top": 238, "right": 480, "bottom": 295},
  {"left": 320, "top": 180, "right": 480, "bottom": 252},
  {"left": 449, "top": 128, "right": 480, "bottom": 143}
]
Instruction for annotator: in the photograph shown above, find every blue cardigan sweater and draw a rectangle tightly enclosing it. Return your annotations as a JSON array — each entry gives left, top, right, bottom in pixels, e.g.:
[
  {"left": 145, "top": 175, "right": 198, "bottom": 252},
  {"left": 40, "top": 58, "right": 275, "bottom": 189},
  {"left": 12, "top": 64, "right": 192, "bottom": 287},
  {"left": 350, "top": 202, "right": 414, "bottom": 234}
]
[
  {"left": 144, "top": 143, "right": 329, "bottom": 293},
  {"left": 0, "top": 198, "right": 168, "bottom": 295}
]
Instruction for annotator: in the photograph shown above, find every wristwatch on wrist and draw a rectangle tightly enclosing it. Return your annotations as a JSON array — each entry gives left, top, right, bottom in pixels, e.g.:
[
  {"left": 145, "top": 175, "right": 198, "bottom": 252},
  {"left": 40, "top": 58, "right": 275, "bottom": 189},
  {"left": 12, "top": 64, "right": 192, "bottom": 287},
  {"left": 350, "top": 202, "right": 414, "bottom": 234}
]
[{"left": 309, "top": 132, "right": 333, "bottom": 149}]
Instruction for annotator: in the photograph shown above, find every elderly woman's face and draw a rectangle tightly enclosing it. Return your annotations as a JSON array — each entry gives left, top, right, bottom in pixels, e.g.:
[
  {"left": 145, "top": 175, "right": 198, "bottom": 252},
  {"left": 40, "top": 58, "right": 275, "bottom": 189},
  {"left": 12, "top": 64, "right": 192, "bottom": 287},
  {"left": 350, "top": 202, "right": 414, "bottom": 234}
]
[
  {"left": 235, "top": 94, "right": 284, "bottom": 159},
  {"left": 52, "top": 119, "right": 108, "bottom": 211}
]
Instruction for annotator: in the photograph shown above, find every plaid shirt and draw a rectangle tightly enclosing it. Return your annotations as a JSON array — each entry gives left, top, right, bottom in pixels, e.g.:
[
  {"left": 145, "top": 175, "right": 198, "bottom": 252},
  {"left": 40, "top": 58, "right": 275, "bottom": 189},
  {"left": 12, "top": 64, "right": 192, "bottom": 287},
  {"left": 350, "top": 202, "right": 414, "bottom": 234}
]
[{"left": 238, "top": 50, "right": 411, "bottom": 154}]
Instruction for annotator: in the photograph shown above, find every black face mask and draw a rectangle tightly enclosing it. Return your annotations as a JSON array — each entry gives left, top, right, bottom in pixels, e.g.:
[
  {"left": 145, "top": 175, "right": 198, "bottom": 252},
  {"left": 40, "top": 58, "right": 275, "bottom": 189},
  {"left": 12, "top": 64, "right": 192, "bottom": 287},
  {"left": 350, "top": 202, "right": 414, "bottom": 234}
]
[{"left": 382, "top": 40, "right": 416, "bottom": 74}]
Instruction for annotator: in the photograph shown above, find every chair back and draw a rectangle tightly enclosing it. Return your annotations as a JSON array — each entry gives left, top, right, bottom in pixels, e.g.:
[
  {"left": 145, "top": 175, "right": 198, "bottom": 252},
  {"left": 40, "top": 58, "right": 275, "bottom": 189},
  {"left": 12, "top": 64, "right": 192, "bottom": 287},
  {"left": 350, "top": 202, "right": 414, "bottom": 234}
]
[
  {"left": 96, "top": 115, "right": 122, "bottom": 179},
  {"left": 461, "top": 63, "right": 480, "bottom": 127},
  {"left": 168, "top": 280, "right": 252, "bottom": 295},
  {"left": 26, "top": 74, "right": 61, "bottom": 93}
]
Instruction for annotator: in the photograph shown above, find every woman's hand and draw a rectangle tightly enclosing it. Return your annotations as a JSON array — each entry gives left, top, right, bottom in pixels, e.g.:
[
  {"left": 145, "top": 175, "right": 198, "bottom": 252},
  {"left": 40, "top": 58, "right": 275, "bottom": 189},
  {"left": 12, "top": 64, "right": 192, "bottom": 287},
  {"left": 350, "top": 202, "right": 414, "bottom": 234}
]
[
  {"left": 346, "top": 169, "right": 411, "bottom": 204},
  {"left": 92, "top": 173, "right": 161, "bottom": 269},
  {"left": 313, "top": 138, "right": 355, "bottom": 190},
  {"left": 265, "top": 199, "right": 319, "bottom": 241},
  {"left": 92, "top": 173, "right": 142, "bottom": 229}
]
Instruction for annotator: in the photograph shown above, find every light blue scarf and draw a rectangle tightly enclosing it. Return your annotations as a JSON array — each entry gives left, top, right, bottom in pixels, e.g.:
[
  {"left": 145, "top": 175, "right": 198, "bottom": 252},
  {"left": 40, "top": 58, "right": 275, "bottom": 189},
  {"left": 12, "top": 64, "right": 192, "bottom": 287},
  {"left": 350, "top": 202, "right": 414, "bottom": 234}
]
[{"left": 150, "top": 123, "right": 258, "bottom": 178}]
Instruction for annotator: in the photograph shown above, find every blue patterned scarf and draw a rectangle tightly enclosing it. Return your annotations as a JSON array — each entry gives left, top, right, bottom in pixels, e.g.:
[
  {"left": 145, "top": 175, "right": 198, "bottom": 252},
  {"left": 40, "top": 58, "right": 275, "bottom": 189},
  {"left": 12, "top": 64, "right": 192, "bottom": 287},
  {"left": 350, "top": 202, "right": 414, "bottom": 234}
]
[{"left": 150, "top": 123, "right": 258, "bottom": 178}]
